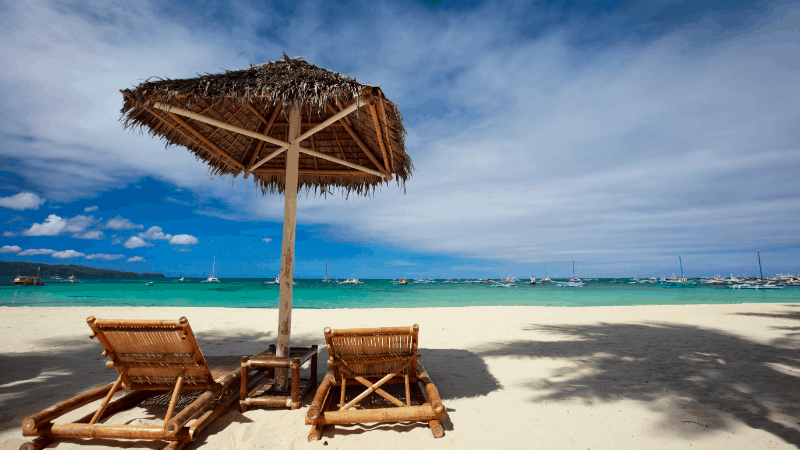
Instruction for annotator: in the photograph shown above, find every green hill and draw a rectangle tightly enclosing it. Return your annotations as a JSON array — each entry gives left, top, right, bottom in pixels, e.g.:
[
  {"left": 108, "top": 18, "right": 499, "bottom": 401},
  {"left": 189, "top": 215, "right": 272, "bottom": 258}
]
[{"left": 0, "top": 261, "right": 164, "bottom": 278}]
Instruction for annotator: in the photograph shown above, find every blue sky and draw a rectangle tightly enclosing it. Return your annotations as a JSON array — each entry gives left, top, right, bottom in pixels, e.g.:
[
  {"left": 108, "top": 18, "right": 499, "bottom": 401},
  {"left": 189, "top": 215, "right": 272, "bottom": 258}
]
[{"left": 1, "top": 0, "right": 799, "bottom": 278}]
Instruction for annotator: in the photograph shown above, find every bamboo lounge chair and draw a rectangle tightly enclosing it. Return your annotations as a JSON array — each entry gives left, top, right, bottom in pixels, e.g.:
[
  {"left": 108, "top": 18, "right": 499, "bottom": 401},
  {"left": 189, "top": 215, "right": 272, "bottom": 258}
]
[
  {"left": 305, "top": 324, "right": 447, "bottom": 441},
  {"left": 20, "top": 316, "right": 261, "bottom": 450}
]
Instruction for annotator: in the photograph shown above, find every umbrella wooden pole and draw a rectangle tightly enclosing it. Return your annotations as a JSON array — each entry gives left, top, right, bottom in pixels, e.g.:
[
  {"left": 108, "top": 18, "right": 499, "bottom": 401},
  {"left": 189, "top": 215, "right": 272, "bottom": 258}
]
[{"left": 275, "top": 103, "right": 302, "bottom": 391}]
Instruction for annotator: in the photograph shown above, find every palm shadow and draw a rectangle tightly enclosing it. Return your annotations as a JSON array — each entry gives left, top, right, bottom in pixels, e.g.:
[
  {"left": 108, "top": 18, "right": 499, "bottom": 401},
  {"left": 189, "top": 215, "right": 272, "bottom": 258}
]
[{"left": 476, "top": 319, "right": 800, "bottom": 446}]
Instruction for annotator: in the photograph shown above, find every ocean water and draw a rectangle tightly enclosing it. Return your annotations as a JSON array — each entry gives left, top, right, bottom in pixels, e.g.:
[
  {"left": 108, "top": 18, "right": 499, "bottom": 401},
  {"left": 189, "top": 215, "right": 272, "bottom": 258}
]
[{"left": 1, "top": 278, "right": 799, "bottom": 308}]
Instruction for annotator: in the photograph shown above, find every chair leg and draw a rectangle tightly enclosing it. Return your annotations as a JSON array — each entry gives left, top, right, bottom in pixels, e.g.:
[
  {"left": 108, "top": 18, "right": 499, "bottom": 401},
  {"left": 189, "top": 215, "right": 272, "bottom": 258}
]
[
  {"left": 164, "top": 374, "right": 185, "bottom": 424},
  {"left": 429, "top": 419, "right": 444, "bottom": 438}
]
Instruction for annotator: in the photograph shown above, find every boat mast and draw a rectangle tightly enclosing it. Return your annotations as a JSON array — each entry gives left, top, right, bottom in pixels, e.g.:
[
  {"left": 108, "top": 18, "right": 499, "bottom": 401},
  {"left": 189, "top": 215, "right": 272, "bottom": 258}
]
[
  {"left": 679, "top": 256, "right": 684, "bottom": 279},
  {"left": 572, "top": 259, "right": 575, "bottom": 279},
  {"left": 211, "top": 256, "right": 215, "bottom": 278},
  {"left": 757, "top": 250, "right": 763, "bottom": 280}
]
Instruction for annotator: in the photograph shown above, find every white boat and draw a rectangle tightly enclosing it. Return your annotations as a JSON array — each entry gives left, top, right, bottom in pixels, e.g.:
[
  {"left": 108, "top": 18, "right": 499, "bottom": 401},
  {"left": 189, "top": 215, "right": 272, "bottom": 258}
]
[
  {"left": 557, "top": 281, "right": 584, "bottom": 287},
  {"left": 201, "top": 256, "right": 220, "bottom": 283},
  {"left": 145, "top": 281, "right": 154, "bottom": 286},
  {"left": 529, "top": 277, "right": 536, "bottom": 285},
  {"left": 66, "top": 275, "right": 82, "bottom": 284},
  {"left": 174, "top": 276, "right": 185, "bottom": 282},
  {"left": 338, "top": 278, "right": 363, "bottom": 285},
  {"left": 729, "top": 282, "right": 784, "bottom": 290},
  {"left": 491, "top": 282, "right": 517, "bottom": 288},
  {"left": 264, "top": 277, "right": 294, "bottom": 285}
]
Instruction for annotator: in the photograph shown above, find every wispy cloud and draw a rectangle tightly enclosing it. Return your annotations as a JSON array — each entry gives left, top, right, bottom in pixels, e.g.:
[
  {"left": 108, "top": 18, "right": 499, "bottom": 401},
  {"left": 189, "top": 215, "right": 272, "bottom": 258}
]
[
  {"left": 0, "top": 245, "right": 21, "bottom": 253},
  {"left": 84, "top": 205, "right": 98, "bottom": 212},
  {"left": 85, "top": 253, "right": 125, "bottom": 260},
  {"left": 127, "top": 256, "right": 145, "bottom": 262},
  {"left": 104, "top": 216, "right": 143, "bottom": 230},
  {"left": 17, "top": 248, "right": 54, "bottom": 256},
  {"left": 51, "top": 249, "right": 85, "bottom": 258},
  {"left": 261, "top": 237, "right": 273, "bottom": 243}
]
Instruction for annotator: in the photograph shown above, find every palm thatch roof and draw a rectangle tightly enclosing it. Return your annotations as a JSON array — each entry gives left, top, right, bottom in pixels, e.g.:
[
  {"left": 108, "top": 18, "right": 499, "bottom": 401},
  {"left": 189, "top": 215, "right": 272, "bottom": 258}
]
[{"left": 120, "top": 54, "right": 411, "bottom": 196}]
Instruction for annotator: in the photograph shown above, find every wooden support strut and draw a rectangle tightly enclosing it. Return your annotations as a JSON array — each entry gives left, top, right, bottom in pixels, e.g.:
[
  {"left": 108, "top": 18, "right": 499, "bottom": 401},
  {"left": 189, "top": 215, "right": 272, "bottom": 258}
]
[
  {"left": 89, "top": 373, "right": 124, "bottom": 424},
  {"left": 369, "top": 102, "right": 391, "bottom": 173},
  {"left": 244, "top": 100, "right": 282, "bottom": 179},
  {"left": 326, "top": 102, "right": 390, "bottom": 179}
]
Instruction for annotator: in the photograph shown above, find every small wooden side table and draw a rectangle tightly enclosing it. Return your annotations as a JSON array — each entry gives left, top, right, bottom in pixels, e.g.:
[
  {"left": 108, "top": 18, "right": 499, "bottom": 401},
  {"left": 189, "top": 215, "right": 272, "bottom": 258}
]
[{"left": 240, "top": 345, "right": 318, "bottom": 412}]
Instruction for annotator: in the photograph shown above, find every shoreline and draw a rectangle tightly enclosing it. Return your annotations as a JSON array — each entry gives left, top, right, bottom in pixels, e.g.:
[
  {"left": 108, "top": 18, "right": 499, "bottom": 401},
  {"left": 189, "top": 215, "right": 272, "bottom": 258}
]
[{"left": 2, "top": 303, "right": 799, "bottom": 449}]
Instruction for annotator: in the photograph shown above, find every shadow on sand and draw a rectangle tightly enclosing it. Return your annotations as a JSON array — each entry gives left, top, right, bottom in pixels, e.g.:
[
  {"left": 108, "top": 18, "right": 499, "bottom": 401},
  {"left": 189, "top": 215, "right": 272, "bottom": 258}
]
[{"left": 476, "top": 316, "right": 800, "bottom": 446}]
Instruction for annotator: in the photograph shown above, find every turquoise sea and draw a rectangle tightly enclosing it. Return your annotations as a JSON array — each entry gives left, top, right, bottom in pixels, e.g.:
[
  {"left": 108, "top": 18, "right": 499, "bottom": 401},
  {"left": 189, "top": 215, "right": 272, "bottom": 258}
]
[{"left": 1, "top": 278, "right": 799, "bottom": 308}]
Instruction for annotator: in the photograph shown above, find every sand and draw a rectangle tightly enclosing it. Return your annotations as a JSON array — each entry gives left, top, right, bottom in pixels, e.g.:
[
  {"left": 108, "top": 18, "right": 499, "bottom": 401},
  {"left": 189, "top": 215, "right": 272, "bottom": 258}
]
[{"left": 1, "top": 303, "right": 799, "bottom": 449}]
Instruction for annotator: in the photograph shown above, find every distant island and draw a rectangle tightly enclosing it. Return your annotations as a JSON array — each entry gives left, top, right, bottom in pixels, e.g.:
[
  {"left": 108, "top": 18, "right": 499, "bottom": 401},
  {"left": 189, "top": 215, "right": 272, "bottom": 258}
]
[{"left": 0, "top": 261, "right": 165, "bottom": 279}]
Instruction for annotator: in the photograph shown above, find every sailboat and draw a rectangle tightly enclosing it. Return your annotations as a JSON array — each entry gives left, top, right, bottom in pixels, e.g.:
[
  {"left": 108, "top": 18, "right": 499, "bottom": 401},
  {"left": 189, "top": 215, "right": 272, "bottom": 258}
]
[
  {"left": 541, "top": 265, "right": 551, "bottom": 282},
  {"left": 322, "top": 263, "right": 331, "bottom": 282},
  {"left": 658, "top": 256, "right": 694, "bottom": 287},
  {"left": 201, "top": 256, "right": 220, "bottom": 283},
  {"left": 569, "top": 259, "right": 581, "bottom": 282},
  {"left": 728, "top": 251, "right": 783, "bottom": 289}
]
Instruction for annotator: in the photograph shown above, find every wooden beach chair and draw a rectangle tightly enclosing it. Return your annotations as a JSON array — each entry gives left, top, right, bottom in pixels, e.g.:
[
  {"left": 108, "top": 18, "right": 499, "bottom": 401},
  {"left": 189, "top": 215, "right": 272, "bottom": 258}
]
[
  {"left": 305, "top": 324, "right": 447, "bottom": 441},
  {"left": 20, "top": 316, "right": 265, "bottom": 450}
]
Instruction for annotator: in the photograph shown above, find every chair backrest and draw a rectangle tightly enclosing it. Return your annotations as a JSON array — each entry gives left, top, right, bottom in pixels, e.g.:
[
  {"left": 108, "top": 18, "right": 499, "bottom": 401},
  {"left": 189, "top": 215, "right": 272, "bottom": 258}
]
[
  {"left": 87, "top": 316, "right": 213, "bottom": 390},
  {"left": 324, "top": 325, "right": 419, "bottom": 381}
]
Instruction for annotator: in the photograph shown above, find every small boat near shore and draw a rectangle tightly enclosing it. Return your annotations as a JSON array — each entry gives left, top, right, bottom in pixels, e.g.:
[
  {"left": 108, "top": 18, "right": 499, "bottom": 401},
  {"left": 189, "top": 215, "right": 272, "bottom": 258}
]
[{"left": 338, "top": 278, "right": 363, "bottom": 285}]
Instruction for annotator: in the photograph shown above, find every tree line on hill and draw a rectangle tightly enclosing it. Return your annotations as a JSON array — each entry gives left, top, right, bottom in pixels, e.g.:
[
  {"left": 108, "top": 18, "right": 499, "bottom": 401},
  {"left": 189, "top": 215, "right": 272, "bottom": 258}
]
[{"left": 0, "top": 261, "right": 164, "bottom": 278}]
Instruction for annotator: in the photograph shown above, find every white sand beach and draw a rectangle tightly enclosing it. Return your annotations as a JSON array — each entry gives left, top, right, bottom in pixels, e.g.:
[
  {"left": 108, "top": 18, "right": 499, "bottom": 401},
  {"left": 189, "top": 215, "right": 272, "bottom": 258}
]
[{"left": 1, "top": 303, "right": 799, "bottom": 449}]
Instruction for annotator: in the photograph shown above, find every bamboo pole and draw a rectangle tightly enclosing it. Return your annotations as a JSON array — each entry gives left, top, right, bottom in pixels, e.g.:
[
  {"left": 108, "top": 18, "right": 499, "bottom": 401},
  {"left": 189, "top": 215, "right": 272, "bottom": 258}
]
[
  {"left": 164, "top": 370, "right": 239, "bottom": 435},
  {"left": 307, "top": 370, "right": 333, "bottom": 422},
  {"left": 239, "top": 357, "right": 250, "bottom": 413},
  {"left": 417, "top": 365, "right": 445, "bottom": 416},
  {"left": 308, "top": 381, "right": 333, "bottom": 442},
  {"left": 152, "top": 102, "right": 292, "bottom": 150},
  {"left": 377, "top": 96, "right": 395, "bottom": 173},
  {"left": 326, "top": 103, "right": 388, "bottom": 177},
  {"left": 291, "top": 357, "right": 301, "bottom": 409},
  {"left": 188, "top": 371, "right": 268, "bottom": 441},
  {"left": 275, "top": 103, "right": 302, "bottom": 392},
  {"left": 19, "top": 436, "right": 52, "bottom": 450},
  {"left": 353, "top": 376, "right": 404, "bottom": 407},
  {"left": 307, "top": 404, "right": 439, "bottom": 426},
  {"left": 339, "top": 361, "right": 409, "bottom": 411},
  {"left": 163, "top": 374, "right": 185, "bottom": 424},
  {"left": 244, "top": 100, "right": 282, "bottom": 179},
  {"left": 294, "top": 96, "right": 372, "bottom": 144},
  {"left": 369, "top": 103, "right": 391, "bottom": 173},
  {"left": 166, "top": 112, "right": 247, "bottom": 172},
  {"left": 21, "top": 382, "right": 115, "bottom": 433},
  {"left": 328, "top": 326, "right": 416, "bottom": 337},
  {"left": 89, "top": 373, "right": 124, "bottom": 424},
  {"left": 429, "top": 419, "right": 444, "bottom": 438}
]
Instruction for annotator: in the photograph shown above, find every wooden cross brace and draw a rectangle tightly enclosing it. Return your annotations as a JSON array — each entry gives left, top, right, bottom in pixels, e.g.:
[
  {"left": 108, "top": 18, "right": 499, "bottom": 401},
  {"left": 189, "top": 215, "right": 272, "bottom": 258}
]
[
  {"left": 339, "top": 361, "right": 410, "bottom": 411},
  {"left": 150, "top": 96, "right": 391, "bottom": 180}
]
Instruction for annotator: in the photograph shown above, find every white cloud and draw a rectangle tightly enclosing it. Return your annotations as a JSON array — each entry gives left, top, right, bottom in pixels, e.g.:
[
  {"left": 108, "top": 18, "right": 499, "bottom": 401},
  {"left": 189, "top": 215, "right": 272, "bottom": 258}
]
[
  {"left": 84, "top": 205, "right": 98, "bottom": 212},
  {"left": 51, "top": 249, "right": 85, "bottom": 258},
  {"left": 105, "top": 216, "right": 143, "bottom": 230},
  {"left": 111, "top": 237, "right": 122, "bottom": 245},
  {"left": 0, "top": 192, "right": 45, "bottom": 210},
  {"left": 127, "top": 256, "right": 145, "bottom": 262},
  {"left": 261, "top": 238, "right": 273, "bottom": 243},
  {"left": 85, "top": 253, "right": 124, "bottom": 260},
  {"left": 0, "top": 245, "right": 21, "bottom": 253},
  {"left": 139, "top": 226, "right": 171, "bottom": 240},
  {"left": 21, "top": 214, "right": 66, "bottom": 236},
  {"left": 64, "top": 215, "right": 97, "bottom": 233},
  {"left": 2, "top": 231, "right": 17, "bottom": 237},
  {"left": 76, "top": 230, "right": 104, "bottom": 240},
  {"left": 124, "top": 236, "right": 152, "bottom": 249},
  {"left": 18, "top": 248, "right": 54, "bottom": 256},
  {"left": 169, "top": 234, "right": 198, "bottom": 245}
]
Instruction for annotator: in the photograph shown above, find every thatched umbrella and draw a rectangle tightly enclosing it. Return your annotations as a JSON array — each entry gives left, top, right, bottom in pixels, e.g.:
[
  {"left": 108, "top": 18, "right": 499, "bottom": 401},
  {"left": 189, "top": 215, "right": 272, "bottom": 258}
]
[{"left": 120, "top": 54, "right": 411, "bottom": 389}]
